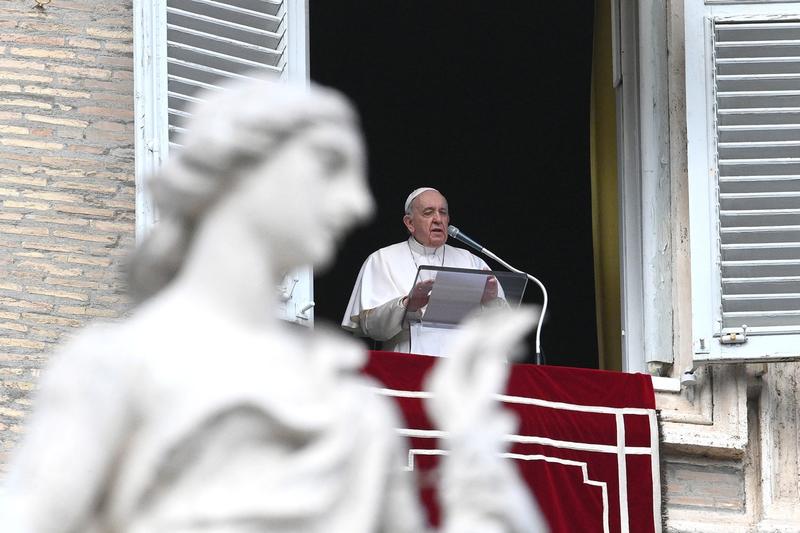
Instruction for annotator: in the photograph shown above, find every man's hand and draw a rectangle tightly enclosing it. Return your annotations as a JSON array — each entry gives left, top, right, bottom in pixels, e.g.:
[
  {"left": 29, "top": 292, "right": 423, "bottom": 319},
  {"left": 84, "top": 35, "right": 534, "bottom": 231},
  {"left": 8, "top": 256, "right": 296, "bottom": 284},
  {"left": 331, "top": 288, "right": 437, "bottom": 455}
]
[
  {"left": 481, "top": 274, "right": 499, "bottom": 304},
  {"left": 405, "top": 278, "right": 435, "bottom": 312}
]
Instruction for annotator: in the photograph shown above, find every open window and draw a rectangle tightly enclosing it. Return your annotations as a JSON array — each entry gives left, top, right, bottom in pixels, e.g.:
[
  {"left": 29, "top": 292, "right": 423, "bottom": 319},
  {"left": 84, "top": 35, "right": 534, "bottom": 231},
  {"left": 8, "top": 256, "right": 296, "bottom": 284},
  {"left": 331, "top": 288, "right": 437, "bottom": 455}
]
[
  {"left": 686, "top": 1, "right": 800, "bottom": 363},
  {"left": 133, "top": 0, "right": 313, "bottom": 324},
  {"left": 309, "top": 2, "right": 599, "bottom": 367}
]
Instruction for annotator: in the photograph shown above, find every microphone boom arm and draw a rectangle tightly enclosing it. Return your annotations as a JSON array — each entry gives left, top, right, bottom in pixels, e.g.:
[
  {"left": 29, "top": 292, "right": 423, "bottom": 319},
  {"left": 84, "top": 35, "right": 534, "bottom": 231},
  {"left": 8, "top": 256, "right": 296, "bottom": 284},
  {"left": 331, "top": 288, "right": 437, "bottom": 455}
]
[{"left": 448, "top": 225, "right": 548, "bottom": 364}]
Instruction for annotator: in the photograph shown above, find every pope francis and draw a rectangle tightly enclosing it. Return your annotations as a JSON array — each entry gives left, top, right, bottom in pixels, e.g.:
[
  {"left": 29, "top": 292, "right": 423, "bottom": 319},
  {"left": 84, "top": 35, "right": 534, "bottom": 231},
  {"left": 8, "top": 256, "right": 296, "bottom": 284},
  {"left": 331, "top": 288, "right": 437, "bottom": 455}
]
[{"left": 342, "top": 187, "right": 495, "bottom": 355}]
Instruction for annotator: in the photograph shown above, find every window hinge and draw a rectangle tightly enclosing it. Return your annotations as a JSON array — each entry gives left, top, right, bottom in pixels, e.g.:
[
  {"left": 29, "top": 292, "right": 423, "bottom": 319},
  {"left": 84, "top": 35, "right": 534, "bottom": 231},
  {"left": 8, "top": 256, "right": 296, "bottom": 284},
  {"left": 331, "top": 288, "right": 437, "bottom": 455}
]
[
  {"left": 719, "top": 325, "right": 748, "bottom": 345},
  {"left": 277, "top": 276, "right": 299, "bottom": 302},
  {"left": 695, "top": 337, "right": 709, "bottom": 355},
  {"left": 296, "top": 301, "right": 314, "bottom": 320}
]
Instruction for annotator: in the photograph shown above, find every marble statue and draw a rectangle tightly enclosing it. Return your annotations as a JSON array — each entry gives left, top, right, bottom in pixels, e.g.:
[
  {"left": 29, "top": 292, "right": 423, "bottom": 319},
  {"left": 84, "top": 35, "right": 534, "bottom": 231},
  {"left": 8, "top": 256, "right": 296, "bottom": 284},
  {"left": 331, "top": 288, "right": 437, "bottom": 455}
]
[{"left": 0, "top": 78, "right": 547, "bottom": 532}]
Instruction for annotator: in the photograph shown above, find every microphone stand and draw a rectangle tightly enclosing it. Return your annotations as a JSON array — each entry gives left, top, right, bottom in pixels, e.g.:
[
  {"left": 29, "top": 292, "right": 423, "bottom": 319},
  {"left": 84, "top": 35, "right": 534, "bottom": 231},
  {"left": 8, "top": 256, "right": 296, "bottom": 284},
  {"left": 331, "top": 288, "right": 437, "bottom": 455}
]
[
  {"left": 447, "top": 225, "right": 547, "bottom": 365},
  {"left": 479, "top": 248, "right": 548, "bottom": 365}
]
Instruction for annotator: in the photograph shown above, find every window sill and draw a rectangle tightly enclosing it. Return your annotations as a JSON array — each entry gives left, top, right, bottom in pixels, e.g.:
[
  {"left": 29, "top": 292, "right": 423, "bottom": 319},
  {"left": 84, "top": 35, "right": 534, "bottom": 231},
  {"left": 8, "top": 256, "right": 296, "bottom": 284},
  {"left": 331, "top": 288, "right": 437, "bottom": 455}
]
[
  {"left": 654, "top": 365, "right": 749, "bottom": 457},
  {"left": 652, "top": 375, "right": 680, "bottom": 392}
]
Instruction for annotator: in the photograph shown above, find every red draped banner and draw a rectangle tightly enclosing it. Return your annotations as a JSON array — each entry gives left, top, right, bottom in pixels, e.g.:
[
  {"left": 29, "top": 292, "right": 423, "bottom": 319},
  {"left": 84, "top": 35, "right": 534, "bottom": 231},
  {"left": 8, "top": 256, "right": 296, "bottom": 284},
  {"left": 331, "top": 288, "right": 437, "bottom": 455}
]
[{"left": 364, "top": 351, "right": 661, "bottom": 533}]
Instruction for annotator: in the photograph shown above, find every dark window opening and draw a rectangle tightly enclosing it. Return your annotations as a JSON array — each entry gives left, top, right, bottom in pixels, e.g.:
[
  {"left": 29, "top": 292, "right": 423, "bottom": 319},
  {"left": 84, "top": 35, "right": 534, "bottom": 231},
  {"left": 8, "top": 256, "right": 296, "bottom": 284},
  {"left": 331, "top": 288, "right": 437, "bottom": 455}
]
[{"left": 310, "top": 2, "right": 598, "bottom": 368}]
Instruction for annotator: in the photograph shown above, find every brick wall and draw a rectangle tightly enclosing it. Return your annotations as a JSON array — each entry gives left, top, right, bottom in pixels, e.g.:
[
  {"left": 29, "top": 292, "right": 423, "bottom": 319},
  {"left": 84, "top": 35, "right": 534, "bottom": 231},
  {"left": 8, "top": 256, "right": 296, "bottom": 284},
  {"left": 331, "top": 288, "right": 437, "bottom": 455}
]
[{"left": 0, "top": 0, "right": 135, "bottom": 469}]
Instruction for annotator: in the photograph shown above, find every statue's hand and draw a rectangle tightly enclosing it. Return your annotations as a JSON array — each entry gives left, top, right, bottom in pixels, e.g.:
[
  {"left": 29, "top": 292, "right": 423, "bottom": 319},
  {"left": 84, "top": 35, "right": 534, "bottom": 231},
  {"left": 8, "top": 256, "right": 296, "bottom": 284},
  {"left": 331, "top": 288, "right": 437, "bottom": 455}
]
[
  {"left": 424, "top": 306, "right": 548, "bottom": 533},
  {"left": 424, "top": 306, "right": 538, "bottom": 437}
]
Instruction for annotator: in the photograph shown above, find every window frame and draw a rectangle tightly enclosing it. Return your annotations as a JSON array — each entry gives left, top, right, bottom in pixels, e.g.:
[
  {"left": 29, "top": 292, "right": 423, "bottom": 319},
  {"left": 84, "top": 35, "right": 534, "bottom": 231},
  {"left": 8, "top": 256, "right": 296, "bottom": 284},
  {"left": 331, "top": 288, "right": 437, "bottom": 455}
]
[
  {"left": 133, "top": 0, "right": 168, "bottom": 241},
  {"left": 133, "top": 0, "right": 315, "bottom": 325},
  {"left": 616, "top": 0, "right": 678, "bottom": 374}
]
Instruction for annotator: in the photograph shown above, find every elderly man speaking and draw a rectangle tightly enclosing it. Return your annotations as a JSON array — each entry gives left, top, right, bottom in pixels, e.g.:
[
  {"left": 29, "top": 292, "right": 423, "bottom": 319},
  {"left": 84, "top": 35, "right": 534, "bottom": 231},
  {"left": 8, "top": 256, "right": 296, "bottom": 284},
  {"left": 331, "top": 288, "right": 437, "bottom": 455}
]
[{"left": 342, "top": 187, "right": 495, "bottom": 355}]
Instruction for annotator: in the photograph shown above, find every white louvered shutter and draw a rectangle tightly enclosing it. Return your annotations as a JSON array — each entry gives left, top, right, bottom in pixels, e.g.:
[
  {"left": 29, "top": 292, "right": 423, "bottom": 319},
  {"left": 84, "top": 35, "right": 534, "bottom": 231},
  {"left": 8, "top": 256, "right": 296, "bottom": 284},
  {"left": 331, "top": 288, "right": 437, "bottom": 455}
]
[
  {"left": 687, "top": 2, "right": 800, "bottom": 363},
  {"left": 134, "top": 0, "right": 312, "bottom": 324},
  {"left": 715, "top": 20, "right": 800, "bottom": 333},
  {"left": 166, "top": 0, "right": 286, "bottom": 148}
]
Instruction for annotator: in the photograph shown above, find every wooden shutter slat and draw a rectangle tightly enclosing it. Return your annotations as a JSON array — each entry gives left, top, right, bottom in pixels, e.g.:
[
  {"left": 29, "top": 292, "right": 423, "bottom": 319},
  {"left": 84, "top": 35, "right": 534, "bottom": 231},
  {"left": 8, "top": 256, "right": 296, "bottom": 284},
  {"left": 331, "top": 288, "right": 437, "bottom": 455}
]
[
  {"left": 167, "top": 57, "right": 279, "bottom": 81},
  {"left": 723, "top": 242, "right": 800, "bottom": 262},
  {"left": 173, "top": 0, "right": 283, "bottom": 23},
  {"left": 721, "top": 311, "right": 800, "bottom": 328},
  {"left": 167, "top": 40, "right": 279, "bottom": 70},
  {"left": 723, "top": 276, "right": 800, "bottom": 296},
  {"left": 720, "top": 176, "right": 800, "bottom": 195},
  {"left": 167, "top": 8, "right": 283, "bottom": 40},
  {"left": 167, "top": 74, "right": 223, "bottom": 94},
  {"left": 719, "top": 125, "right": 800, "bottom": 142},
  {"left": 167, "top": 24, "right": 283, "bottom": 56}
]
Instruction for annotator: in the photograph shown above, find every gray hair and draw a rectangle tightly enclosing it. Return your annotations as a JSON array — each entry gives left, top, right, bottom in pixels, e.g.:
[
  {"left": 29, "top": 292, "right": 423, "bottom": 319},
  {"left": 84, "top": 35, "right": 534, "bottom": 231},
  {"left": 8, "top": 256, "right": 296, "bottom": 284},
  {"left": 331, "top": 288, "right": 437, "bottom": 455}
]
[{"left": 126, "top": 77, "right": 357, "bottom": 303}]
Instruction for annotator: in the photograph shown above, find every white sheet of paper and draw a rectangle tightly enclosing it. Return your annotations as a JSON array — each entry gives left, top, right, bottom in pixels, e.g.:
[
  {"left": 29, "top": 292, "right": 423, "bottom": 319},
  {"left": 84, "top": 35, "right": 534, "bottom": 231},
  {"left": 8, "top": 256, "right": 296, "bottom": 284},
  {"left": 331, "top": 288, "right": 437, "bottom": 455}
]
[{"left": 422, "top": 270, "right": 486, "bottom": 325}]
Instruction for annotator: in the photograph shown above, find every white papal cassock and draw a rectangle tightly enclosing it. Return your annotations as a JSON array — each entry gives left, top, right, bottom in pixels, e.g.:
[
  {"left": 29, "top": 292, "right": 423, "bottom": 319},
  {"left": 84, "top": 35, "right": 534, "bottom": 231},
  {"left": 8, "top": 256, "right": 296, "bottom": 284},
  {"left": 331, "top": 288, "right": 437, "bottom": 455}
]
[{"left": 342, "top": 236, "right": 490, "bottom": 355}]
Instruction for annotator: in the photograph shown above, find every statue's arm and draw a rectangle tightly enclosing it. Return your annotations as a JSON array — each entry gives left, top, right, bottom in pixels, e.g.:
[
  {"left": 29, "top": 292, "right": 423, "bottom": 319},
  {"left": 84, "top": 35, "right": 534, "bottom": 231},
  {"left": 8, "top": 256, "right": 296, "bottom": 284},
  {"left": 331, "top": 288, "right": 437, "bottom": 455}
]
[
  {"left": 1, "top": 331, "right": 135, "bottom": 533},
  {"left": 379, "top": 455, "right": 432, "bottom": 533},
  {"left": 344, "top": 377, "right": 429, "bottom": 533},
  {"left": 426, "top": 308, "right": 549, "bottom": 533}
]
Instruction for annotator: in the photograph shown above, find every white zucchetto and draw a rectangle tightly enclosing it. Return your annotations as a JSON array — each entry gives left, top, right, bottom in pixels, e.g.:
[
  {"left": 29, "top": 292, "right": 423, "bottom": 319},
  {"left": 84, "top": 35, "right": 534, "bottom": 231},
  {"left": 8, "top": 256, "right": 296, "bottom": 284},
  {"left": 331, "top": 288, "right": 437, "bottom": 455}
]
[{"left": 404, "top": 187, "right": 439, "bottom": 213}]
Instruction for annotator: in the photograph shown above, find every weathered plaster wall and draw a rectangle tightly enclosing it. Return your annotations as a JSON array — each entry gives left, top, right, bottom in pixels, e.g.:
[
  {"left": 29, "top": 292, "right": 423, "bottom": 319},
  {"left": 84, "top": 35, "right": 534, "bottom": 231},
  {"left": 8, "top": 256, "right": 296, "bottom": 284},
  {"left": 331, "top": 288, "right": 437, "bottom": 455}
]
[{"left": 657, "top": 2, "right": 800, "bottom": 531}]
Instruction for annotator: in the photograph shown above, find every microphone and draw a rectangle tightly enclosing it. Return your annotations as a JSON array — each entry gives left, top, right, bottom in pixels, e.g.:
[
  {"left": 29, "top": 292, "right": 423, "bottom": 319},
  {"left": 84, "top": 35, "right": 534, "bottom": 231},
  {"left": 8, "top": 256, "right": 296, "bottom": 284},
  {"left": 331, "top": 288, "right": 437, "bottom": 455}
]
[
  {"left": 447, "top": 225, "right": 549, "bottom": 365},
  {"left": 447, "top": 225, "right": 486, "bottom": 253}
]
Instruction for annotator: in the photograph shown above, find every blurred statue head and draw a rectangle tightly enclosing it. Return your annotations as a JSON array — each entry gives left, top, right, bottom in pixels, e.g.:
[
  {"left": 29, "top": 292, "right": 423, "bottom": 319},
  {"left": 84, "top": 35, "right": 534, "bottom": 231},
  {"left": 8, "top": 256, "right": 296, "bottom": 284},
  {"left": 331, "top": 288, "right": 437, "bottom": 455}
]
[{"left": 128, "top": 78, "right": 375, "bottom": 303}]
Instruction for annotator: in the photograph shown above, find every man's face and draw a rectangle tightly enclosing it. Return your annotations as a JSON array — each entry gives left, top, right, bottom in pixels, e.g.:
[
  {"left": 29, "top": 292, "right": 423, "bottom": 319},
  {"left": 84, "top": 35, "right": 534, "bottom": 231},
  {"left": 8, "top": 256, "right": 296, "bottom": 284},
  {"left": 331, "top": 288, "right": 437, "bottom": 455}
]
[{"left": 403, "top": 190, "right": 450, "bottom": 247}]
